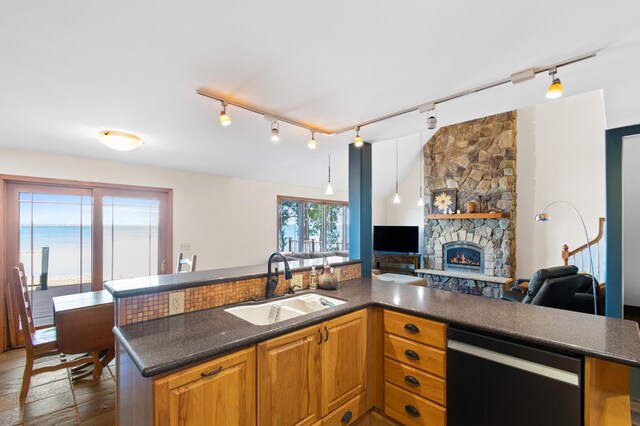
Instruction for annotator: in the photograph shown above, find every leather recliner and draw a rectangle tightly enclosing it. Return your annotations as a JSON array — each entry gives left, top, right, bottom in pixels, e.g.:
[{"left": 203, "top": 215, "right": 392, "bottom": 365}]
[{"left": 501, "top": 266, "right": 599, "bottom": 314}]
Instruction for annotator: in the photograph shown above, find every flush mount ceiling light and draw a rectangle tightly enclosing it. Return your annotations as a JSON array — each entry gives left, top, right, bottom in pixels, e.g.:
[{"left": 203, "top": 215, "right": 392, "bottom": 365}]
[
  {"left": 546, "top": 67, "right": 563, "bottom": 99},
  {"left": 325, "top": 154, "right": 333, "bottom": 195},
  {"left": 219, "top": 101, "right": 231, "bottom": 127},
  {"left": 97, "top": 130, "right": 142, "bottom": 151},
  {"left": 197, "top": 51, "right": 595, "bottom": 145},
  {"left": 308, "top": 131, "right": 317, "bottom": 150},
  {"left": 354, "top": 127, "right": 363, "bottom": 147}
]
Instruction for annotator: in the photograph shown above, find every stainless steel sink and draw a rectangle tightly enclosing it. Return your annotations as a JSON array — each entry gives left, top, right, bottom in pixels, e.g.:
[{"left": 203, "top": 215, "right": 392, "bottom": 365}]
[{"left": 224, "top": 294, "right": 346, "bottom": 326}]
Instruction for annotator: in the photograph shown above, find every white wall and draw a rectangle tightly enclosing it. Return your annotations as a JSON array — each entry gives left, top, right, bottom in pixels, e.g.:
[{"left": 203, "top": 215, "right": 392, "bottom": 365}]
[
  {"left": 0, "top": 147, "right": 387, "bottom": 270},
  {"left": 624, "top": 135, "right": 640, "bottom": 306},
  {"left": 516, "top": 90, "right": 606, "bottom": 279}
]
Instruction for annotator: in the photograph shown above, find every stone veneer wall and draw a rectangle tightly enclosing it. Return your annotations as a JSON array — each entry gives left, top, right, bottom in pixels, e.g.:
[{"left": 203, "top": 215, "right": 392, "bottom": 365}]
[
  {"left": 424, "top": 112, "right": 517, "bottom": 281},
  {"left": 117, "top": 263, "right": 361, "bottom": 326}
]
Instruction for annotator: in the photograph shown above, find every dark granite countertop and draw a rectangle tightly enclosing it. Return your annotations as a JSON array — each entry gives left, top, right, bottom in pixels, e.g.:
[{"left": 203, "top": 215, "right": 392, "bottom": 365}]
[
  {"left": 114, "top": 278, "right": 640, "bottom": 377},
  {"left": 104, "top": 257, "right": 359, "bottom": 298}
]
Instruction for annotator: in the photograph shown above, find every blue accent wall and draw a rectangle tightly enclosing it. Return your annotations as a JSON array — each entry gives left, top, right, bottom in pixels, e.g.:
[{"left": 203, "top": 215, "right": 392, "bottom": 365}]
[
  {"left": 605, "top": 124, "right": 640, "bottom": 318},
  {"left": 348, "top": 142, "right": 372, "bottom": 277}
]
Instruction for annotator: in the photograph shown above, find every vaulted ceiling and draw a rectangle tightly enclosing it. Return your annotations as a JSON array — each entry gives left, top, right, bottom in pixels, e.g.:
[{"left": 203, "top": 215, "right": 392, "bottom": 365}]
[{"left": 1, "top": 1, "right": 639, "bottom": 196}]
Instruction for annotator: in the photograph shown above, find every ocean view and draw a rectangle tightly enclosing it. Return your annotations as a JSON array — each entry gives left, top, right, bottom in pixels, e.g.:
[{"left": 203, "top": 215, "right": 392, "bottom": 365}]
[{"left": 20, "top": 225, "right": 158, "bottom": 285}]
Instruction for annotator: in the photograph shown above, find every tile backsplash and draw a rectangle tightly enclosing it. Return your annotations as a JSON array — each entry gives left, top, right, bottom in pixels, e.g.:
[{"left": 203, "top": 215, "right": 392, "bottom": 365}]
[{"left": 117, "top": 263, "right": 361, "bottom": 326}]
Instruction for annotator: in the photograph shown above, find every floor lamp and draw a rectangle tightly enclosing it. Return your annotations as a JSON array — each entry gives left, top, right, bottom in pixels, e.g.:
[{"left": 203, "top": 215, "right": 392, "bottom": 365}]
[{"left": 535, "top": 201, "right": 599, "bottom": 315}]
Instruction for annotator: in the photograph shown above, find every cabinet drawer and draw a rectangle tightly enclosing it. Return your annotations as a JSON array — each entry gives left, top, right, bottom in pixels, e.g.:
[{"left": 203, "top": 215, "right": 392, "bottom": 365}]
[
  {"left": 384, "top": 334, "right": 446, "bottom": 378},
  {"left": 384, "top": 310, "right": 446, "bottom": 350},
  {"left": 384, "top": 382, "right": 446, "bottom": 426},
  {"left": 384, "top": 358, "right": 445, "bottom": 406},
  {"left": 322, "top": 392, "right": 367, "bottom": 426}
]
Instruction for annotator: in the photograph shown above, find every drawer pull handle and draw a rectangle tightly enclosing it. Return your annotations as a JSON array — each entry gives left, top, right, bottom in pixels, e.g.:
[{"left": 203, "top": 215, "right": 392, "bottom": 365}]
[
  {"left": 404, "top": 323, "right": 420, "bottom": 334},
  {"left": 324, "top": 326, "right": 329, "bottom": 342},
  {"left": 318, "top": 329, "right": 323, "bottom": 345},
  {"left": 405, "top": 405, "right": 420, "bottom": 417},
  {"left": 200, "top": 366, "right": 222, "bottom": 377},
  {"left": 341, "top": 410, "right": 353, "bottom": 424},
  {"left": 404, "top": 375, "right": 420, "bottom": 387},
  {"left": 404, "top": 349, "right": 420, "bottom": 361}
]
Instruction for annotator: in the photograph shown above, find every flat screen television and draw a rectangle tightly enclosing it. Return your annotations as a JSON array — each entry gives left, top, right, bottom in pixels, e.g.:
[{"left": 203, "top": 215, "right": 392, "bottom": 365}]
[{"left": 373, "top": 226, "right": 419, "bottom": 253}]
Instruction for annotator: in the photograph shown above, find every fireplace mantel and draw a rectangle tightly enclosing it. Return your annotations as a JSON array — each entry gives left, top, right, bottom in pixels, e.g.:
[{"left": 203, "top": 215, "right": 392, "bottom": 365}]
[{"left": 426, "top": 213, "right": 504, "bottom": 220}]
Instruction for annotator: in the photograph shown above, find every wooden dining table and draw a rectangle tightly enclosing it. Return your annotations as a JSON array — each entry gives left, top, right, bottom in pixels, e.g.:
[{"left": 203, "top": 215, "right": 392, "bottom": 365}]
[{"left": 52, "top": 290, "right": 115, "bottom": 379}]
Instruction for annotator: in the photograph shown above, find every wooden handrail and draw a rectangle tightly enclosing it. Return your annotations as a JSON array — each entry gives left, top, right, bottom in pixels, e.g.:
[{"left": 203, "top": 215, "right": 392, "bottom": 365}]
[{"left": 562, "top": 217, "right": 605, "bottom": 266}]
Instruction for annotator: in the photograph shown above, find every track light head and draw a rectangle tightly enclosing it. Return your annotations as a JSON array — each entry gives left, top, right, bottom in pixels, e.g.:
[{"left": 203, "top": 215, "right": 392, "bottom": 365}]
[
  {"left": 219, "top": 102, "right": 231, "bottom": 126},
  {"left": 546, "top": 68, "right": 563, "bottom": 99},
  {"left": 427, "top": 114, "right": 437, "bottom": 130},
  {"left": 354, "top": 127, "right": 364, "bottom": 147},
  {"left": 271, "top": 122, "right": 280, "bottom": 142},
  {"left": 308, "top": 131, "right": 316, "bottom": 150}
]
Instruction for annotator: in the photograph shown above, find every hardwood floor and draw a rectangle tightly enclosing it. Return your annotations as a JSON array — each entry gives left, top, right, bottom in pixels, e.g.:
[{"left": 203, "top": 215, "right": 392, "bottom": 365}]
[{"left": 0, "top": 348, "right": 115, "bottom": 425}]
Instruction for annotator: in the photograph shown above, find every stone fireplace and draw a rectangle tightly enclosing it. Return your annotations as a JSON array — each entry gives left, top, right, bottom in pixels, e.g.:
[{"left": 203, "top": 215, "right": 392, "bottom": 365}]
[{"left": 421, "top": 112, "right": 517, "bottom": 298}]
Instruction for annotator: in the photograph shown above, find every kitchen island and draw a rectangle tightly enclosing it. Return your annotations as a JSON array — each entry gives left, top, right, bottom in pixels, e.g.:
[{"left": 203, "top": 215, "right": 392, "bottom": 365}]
[{"left": 107, "top": 263, "right": 640, "bottom": 425}]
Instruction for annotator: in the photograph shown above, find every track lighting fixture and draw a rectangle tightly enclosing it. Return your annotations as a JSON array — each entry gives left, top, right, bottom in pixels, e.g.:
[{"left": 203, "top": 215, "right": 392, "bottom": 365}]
[
  {"left": 308, "top": 131, "right": 316, "bottom": 150},
  {"left": 325, "top": 154, "right": 333, "bottom": 195},
  {"left": 219, "top": 102, "right": 231, "bottom": 127},
  {"left": 546, "top": 67, "right": 563, "bottom": 99},
  {"left": 354, "top": 127, "right": 363, "bottom": 147},
  {"left": 393, "top": 139, "right": 400, "bottom": 204},
  {"left": 427, "top": 107, "right": 437, "bottom": 130},
  {"left": 271, "top": 121, "right": 279, "bottom": 142}
]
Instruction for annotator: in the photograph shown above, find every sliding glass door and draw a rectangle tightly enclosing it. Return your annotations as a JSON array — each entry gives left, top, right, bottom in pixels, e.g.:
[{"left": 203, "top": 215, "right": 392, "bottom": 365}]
[{"left": 4, "top": 180, "right": 172, "bottom": 329}]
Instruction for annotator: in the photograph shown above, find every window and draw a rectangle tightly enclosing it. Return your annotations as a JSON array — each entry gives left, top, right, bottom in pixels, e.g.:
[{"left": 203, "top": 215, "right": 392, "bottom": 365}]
[{"left": 277, "top": 197, "right": 348, "bottom": 253}]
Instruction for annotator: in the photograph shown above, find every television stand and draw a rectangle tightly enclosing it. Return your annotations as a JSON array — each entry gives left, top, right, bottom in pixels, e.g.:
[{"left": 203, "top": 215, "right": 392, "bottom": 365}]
[{"left": 374, "top": 253, "right": 420, "bottom": 275}]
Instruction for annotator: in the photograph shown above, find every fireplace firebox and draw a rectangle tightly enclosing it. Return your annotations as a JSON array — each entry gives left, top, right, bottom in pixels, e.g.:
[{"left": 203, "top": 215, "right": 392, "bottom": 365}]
[{"left": 444, "top": 242, "right": 484, "bottom": 274}]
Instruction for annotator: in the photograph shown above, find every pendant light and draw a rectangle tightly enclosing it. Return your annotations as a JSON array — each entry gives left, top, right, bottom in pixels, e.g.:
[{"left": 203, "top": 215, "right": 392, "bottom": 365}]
[
  {"left": 271, "top": 121, "right": 280, "bottom": 142},
  {"left": 427, "top": 106, "right": 437, "bottom": 130},
  {"left": 308, "top": 131, "right": 316, "bottom": 149},
  {"left": 219, "top": 102, "right": 231, "bottom": 126},
  {"left": 417, "top": 132, "right": 424, "bottom": 206},
  {"left": 393, "top": 139, "right": 400, "bottom": 204},
  {"left": 354, "top": 127, "right": 363, "bottom": 147},
  {"left": 546, "top": 67, "right": 563, "bottom": 99},
  {"left": 325, "top": 154, "right": 334, "bottom": 195}
]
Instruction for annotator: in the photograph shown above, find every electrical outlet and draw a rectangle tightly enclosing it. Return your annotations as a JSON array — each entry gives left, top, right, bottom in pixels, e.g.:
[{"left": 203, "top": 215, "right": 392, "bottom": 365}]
[
  {"left": 180, "top": 242, "right": 191, "bottom": 251},
  {"left": 292, "top": 274, "right": 303, "bottom": 287},
  {"left": 169, "top": 292, "right": 185, "bottom": 315}
]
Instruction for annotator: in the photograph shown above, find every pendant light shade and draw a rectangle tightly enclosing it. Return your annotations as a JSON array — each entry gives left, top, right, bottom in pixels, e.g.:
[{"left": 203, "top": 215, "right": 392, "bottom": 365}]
[
  {"left": 325, "top": 154, "right": 334, "bottom": 195},
  {"left": 219, "top": 102, "right": 231, "bottom": 126},
  {"left": 97, "top": 130, "right": 142, "bottom": 151},
  {"left": 308, "top": 131, "right": 316, "bottom": 149},
  {"left": 546, "top": 68, "right": 563, "bottom": 99}
]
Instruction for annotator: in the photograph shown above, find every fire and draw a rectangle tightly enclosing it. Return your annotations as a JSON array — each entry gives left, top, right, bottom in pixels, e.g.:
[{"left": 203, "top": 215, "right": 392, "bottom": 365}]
[{"left": 450, "top": 253, "right": 480, "bottom": 266}]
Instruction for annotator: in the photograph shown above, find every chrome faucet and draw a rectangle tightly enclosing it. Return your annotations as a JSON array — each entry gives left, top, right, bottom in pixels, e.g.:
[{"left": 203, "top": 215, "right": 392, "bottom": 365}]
[{"left": 266, "top": 252, "right": 293, "bottom": 298}]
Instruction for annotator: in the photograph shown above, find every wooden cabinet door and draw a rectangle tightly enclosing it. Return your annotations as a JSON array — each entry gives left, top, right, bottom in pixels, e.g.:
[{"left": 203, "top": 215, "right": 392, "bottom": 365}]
[
  {"left": 321, "top": 309, "right": 368, "bottom": 416},
  {"left": 258, "top": 325, "right": 322, "bottom": 426},
  {"left": 153, "top": 347, "right": 256, "bottom": 426}
]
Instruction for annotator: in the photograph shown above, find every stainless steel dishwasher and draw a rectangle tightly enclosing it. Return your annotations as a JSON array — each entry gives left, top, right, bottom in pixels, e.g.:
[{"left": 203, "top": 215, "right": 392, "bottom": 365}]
[{"left": 447, "top": 327, "right": 583, "bottom": 426}]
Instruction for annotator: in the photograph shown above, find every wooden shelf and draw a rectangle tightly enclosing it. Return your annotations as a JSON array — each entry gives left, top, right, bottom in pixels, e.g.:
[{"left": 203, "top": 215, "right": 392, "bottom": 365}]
[{"left": 426, "top": 213, "right": 504, "bottom": 219}]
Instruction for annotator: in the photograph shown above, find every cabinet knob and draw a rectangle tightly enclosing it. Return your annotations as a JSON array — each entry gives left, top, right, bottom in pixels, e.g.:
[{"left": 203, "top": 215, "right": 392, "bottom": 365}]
[
  {"left": 404, "top": 323, "right": 420, "bottom": 334},
  {"left": 200, "top": 366, "right": 222, "bottom": 377},
  {"left": 405, "top": 405, "right": 421, "bottom": 417},
  {"left": 341, "top": 410, "right": 353, "bottom": 424},
  {"left": 404, "top": 349, "right": 420, "bottom": 361},
  {"left": 404, "top": 375, "right": 420, "bottom": 387}
]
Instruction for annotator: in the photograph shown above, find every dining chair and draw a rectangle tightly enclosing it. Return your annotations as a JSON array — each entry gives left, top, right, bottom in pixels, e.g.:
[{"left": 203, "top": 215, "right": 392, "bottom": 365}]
[
  {"left": 176, "top": 252, "right": 197, "bottom": 273},
  {"left": 10, "top": 263, "right": 98, "bottom": 398}
]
